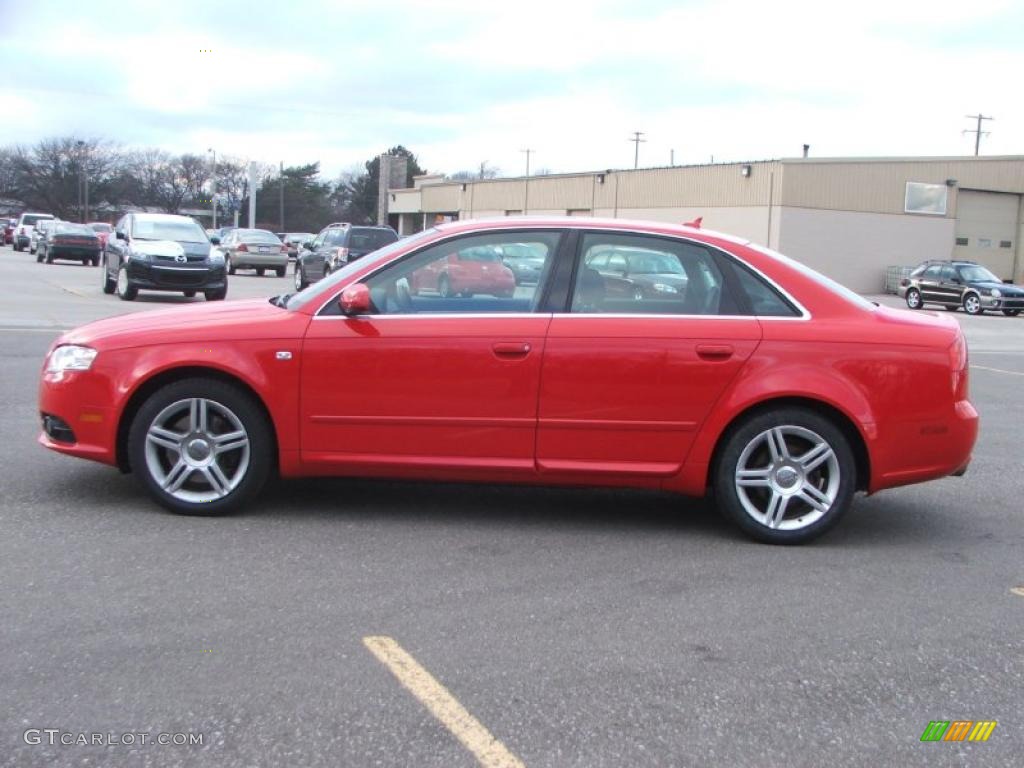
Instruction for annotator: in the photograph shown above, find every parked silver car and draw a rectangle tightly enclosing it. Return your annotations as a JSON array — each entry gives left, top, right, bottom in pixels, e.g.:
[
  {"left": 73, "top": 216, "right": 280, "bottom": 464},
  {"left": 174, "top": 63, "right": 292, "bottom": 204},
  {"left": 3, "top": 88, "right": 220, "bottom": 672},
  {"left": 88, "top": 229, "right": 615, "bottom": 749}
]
[
  {"left": 30, "top": 218, "right": 59, "bottom": 254},
  {"left": 218, "top": 228, "right": 289, "bottom": 276}
]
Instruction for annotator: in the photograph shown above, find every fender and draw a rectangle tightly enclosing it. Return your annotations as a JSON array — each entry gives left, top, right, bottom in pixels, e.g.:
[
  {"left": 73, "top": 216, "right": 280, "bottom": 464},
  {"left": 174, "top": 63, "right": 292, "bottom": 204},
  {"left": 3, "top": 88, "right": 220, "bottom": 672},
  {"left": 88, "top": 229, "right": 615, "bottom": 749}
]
[{"left": 666, "top": 352, "right": 878, "bottom": 495}]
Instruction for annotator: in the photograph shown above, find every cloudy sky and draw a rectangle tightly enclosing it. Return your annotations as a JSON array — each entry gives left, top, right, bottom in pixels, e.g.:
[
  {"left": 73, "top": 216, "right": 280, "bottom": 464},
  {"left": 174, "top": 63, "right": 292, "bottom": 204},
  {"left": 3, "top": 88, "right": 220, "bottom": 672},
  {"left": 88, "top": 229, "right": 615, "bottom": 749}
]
[{"left": 1, "top": 0, "right": 1020, "bottom": 179}]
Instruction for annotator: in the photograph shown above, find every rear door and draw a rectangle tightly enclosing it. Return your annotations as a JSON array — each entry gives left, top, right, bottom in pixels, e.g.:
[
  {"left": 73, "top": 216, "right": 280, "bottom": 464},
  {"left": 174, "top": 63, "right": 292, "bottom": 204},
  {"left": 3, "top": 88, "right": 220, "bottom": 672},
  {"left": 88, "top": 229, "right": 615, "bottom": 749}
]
[
  {"left": 536, "top": 232, "right": 762, "bottom": 477},
  {"left": 917, "top": 264, "right": 945, "bottom": 304}
]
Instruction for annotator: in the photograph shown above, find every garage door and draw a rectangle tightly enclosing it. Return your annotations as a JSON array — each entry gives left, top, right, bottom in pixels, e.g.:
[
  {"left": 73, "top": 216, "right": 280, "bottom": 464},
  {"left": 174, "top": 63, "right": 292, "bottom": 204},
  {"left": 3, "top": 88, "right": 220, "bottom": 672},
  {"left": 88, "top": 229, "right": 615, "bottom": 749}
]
[{"left": 953, "top": 190, "right": 1020, "bottom": 279}]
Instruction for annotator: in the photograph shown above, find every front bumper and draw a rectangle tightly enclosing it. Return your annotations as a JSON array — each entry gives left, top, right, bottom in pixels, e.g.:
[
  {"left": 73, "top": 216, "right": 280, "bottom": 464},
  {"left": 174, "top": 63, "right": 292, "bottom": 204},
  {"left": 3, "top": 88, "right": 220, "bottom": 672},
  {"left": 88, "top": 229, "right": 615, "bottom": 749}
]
[
  {"left": 38, "top": 369, "right": 118, "bottom": 467},
  {"left": 126, "top": 260, "right": 226, "bottom": 291},
  {"left": 983, "top": 295, "right": 1024, "bottom": 310}
]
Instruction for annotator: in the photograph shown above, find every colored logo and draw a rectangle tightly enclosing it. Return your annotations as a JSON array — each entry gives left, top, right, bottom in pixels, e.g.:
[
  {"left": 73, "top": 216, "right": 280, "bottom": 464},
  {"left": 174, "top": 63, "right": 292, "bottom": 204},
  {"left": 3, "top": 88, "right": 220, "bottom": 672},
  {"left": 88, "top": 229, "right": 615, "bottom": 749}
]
[{"left": 920, "top": 721, "right": 997, "bottom": 742}]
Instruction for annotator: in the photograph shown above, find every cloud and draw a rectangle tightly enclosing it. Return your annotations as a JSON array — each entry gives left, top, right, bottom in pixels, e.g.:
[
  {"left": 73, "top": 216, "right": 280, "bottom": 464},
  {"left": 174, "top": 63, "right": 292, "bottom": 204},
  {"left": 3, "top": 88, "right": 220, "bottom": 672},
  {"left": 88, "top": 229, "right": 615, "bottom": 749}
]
[{"left": 0, "top": 0, "right": 1020, "bottom": 177}]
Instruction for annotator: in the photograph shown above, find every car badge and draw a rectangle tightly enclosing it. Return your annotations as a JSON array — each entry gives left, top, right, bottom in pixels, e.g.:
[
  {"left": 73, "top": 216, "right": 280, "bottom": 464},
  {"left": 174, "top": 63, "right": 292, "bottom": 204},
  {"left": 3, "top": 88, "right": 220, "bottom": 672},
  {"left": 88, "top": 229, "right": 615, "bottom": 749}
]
[{"left": 175, "top": 253, "right": 187, "bottom": 263}]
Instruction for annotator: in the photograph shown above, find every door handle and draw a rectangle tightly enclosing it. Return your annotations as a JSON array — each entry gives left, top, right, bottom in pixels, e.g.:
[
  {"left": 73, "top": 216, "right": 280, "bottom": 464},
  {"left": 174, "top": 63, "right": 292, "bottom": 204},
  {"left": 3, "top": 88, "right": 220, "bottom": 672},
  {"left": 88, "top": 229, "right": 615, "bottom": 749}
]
[
  {"left": 492, "top": 342, "right": 532, "bottom": 358},
  {"left": 696, "top": 344, "right": 734, "bottom": 361}
]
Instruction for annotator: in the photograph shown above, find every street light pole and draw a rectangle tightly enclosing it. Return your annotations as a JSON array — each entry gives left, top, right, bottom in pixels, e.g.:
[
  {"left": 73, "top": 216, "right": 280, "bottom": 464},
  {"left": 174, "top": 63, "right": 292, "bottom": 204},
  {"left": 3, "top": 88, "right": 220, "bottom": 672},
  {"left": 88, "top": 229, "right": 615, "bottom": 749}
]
[
  {"left": 208, "top": 148, "right": 217, "bottom": 229},
  {"left": 279, "top": 160, "right": 284, "bottom": 231},
  {"left": 75, "top": 140, "right": 85, "bottom": 221}
]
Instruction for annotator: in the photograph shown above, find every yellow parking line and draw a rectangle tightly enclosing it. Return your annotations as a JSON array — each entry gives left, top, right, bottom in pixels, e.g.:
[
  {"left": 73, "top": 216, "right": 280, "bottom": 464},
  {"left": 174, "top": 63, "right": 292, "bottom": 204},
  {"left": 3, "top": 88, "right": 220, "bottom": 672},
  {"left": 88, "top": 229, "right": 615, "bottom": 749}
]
[
  {"left": 971, "top": 364, "right": 1024, "bottom": 377},
  {"left": 363, "top": 636, "right": 525, "bottom": 768}
]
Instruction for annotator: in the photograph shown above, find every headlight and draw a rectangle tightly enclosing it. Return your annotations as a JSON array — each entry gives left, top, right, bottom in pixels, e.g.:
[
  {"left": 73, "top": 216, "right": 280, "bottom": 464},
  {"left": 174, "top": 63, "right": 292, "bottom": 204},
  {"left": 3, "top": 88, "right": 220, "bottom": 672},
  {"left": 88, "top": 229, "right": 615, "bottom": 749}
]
[
  {"left": 47, "top": 345, "right": 97, "bottom": 373},
  {"left": 127, "top": 249, "right": 151, "bottom": 262},
  {"left": 208, "top": 249, "right": 224, "bottom": 264},
  {"left": 990, "top": 288, "right": 1002, "bottom": 298},
  {"left": 652, "top": 283, "right": 678, "bottom": 294}
]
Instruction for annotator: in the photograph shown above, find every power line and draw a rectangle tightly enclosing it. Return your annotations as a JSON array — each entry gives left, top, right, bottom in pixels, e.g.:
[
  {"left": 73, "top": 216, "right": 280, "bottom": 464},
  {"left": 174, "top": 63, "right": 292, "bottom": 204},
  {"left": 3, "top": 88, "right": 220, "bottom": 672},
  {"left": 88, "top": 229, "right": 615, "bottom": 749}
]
[
  {"left": 963, "top": 113, "right": 993, "bottom": 156},
  {"left": 629, "top": 131, "right": 646, "bottom": 169}
]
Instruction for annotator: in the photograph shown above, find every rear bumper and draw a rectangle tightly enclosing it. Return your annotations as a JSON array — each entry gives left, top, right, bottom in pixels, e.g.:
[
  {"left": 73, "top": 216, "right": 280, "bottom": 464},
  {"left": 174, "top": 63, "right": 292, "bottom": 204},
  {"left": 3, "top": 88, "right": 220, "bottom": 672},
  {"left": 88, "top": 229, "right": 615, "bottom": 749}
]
[
  {"left": 49, "top": 246, "right": 101, "bottom": 260},
  {"left": 869, "top": 399, "right": 978, "bottom": 492},
  {"left": 234, "top": 253, "right": 288, "bottom": 267}
]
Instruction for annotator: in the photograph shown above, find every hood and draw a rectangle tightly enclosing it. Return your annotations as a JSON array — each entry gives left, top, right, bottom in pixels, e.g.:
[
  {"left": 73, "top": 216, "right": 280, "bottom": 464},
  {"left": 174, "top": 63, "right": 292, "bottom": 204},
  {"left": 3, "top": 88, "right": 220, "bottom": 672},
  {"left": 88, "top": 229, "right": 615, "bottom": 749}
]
[
  {"left": 60, "top": 299, "right": 309, "bottom": 351},
  {"left": 133, "top": 239, "right": 212, "bottom": 259}
]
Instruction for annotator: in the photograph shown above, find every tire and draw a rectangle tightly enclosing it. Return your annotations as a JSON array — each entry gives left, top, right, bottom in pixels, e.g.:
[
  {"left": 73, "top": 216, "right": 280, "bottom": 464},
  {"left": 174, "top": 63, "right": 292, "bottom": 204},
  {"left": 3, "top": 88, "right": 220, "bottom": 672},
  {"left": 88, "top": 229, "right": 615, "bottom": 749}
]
[
  {"left": 81, "top": 259, "right": 89, "bottom": 266},
  {"left": 91, "top": 257, "right": 99, "bottom": 267},
  {"left": 905, "top": 288, "right": 922, "bottom": 310},
  {"left": 713, "top": 407, "right": 857, "bottom": 544},
  {"left": 36, "top": 249, "right": 43, "bottom": 263},
  {"left": 962, "top": 293, "right": 983, "bottom": 315},
  {"left": 116, "top": 264, "right": 138, "bottom": 301},
  {"left": 101, "top": 255, "right": 116, "bottom": 294},
  {"left": 1003, "top": 309, "right": 1021, "bottom": 317},
  {"left": 294, "top": 265, "right": 307, "bottom": 291},
  {"left": 944, "top": 305, "right": 958, "bottom": 311},
  {"left": 205, "top": 287, "right": 227, "bottom": 301},
  {"left": 45, "top": 251, "right": 53, "bottom": 264},
  {"left": 127, "top": 377, "right": 272, "bottom": 516},
  {"left": 183, "top": 291, "right": 196, "bottom": 298},
  {"left": 438, "top": 274, "right": 452, "bottom": 298},
  {"left": 256, "top": 268, "right": 265, "bottom": 277},
  {"left": 227, "top": 257, "right": 236, "bottom": 275},
  {"left": 275, "top": 266, "right": 286, "bottom": 278}
]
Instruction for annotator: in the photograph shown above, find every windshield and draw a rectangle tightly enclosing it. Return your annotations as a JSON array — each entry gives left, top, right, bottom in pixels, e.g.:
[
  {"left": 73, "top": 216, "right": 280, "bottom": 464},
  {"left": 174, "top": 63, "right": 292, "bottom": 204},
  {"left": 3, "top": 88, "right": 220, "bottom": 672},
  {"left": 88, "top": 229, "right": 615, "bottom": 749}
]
[
  {"left": 285, "top": 228, "right": 438, "bottom": 310},
  {"left": 958, "top": 265, "right": 1001, "bottom": 283},
  {"left": 350, "top": 229, "right": 398, "bottom": 251},
  {"left": 751, "top": 244, "right": 874, "bottom": 312},
  {"left": 89, "top": 223, "right": 113, "bottom": 232},
  {"left": 237, "top": 229, "right": 282, "bottom": 244},
  {"left": 23, "top": 214, "right": 53, "bottom": 227},
  {"left": 133, "top": 218, "right": 208, "bottom": 243}
]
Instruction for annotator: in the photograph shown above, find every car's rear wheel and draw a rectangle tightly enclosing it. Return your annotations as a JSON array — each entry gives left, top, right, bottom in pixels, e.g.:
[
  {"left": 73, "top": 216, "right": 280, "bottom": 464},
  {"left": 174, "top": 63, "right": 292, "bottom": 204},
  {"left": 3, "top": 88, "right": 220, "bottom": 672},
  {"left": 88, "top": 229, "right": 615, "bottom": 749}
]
[
  {"left": 905, "top": 288, "right": 922, "bottom": 309},
  {"left": 45, "top": 251, "right": 54, "bottom": 264},
  {"left": 294, "top": 265, "right": 307, "bottom": 291},
  {"left": 35, "top": 249, "right": 43, "bottom": 263},
  {"left": 183, "top": 291, "right": 196, "bottom": 298},
  {"left": 713, "top": 408, "right": 856, "bottom": 544},
  {"left": 101, "top": 255, "right": 116, "bottom": 294},
  {"left": 963, "top": 293, "right": 983, "bottom": 315},
  {"left": 1003, "top": 309, "right": 1021, "bottom": 317},
  {"left": 256, "top": 268, "right": 265, "bottom": 277},
  {"left": 116, "top": 265, "right": 137, "bottom": 301},
  {"left": 275, "top": 266, "right": 285, "bottom": 278},
  {"left": 127, "top": 378, "right": 272, "bottom": 515},
  {"left": 227, "top": 257, "right": 236, "bottom": 275}
]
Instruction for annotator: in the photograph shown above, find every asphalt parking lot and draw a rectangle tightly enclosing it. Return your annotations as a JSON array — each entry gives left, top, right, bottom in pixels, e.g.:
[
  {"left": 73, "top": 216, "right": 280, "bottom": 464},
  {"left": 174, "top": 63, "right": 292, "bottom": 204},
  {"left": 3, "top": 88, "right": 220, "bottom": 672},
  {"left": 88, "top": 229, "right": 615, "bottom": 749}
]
[{"left": 1, "top": 243, "right": 1022, "bottom": 768}]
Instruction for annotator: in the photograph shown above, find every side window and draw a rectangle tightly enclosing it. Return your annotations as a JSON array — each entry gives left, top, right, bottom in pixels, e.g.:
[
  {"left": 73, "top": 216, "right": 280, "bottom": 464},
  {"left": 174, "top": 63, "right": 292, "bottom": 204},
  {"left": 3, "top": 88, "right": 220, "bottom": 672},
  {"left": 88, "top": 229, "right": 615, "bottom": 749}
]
[
  {"left": 910, "top": 263, "right": 928, "bottom": 277},
  {"left": 571, "top": 233, "right": 738, "bottom": 316},
  {"left": 730, "top": 262, "right": 800, "bottom": 317},
  {"left": 311, "top": 232, "right": 327, "bottom": 250},
  {"left": 362, "top": 231, "right": 563, "bottom": 315},
  {"left": 923, "top": 265, "right": 943, "bottom": 279},
  {"left": 940, "top": 266, "right": 956, "bottom": 282}
]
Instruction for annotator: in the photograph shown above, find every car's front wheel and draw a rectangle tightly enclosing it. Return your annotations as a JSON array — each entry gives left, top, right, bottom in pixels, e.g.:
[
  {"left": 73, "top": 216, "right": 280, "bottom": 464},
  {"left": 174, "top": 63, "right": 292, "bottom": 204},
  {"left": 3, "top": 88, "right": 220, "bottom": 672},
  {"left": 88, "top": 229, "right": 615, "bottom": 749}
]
[
  {"left": 101, "top": 255, "right": 116, "bottom": 294},
  {"left": 116, "top": 265, "right": 138, "bottom": 301},
  {"left": 205, "top": 287, "right": 227, "bottom": 301},
  {"left": 127, "top": 378, "right": 272, "bottom": 515},
  {"left": 713, "top": 408, "right": 856, "bottom": 544},
  {"left": 905, "top": 288, "right": 922, "bottom": 309},
  {"left": 294, "top": 265, "right": 307, "bottom": 291},
  {"left": 963, "top": 293, "right": 983, "bottom": 315}
]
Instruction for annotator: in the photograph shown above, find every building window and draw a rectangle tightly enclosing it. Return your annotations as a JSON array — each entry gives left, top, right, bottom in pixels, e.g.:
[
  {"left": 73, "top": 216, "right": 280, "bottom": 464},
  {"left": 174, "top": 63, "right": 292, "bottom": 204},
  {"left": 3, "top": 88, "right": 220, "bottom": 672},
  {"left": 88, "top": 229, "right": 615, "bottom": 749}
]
[
  {"left": 955, "top": 237, "right": 969, "bottom": 246},
  {"left": 1000, "top": 240, "right": 1012, "bottom": 248},
  {"left": 978, "top": 238, "right": 992, "bottom": 248},
  {"left": 566, "top": 208, "right": 592, "bottom": 216},
  {"left": 505, "top": 209, "right": 522, "bottom": 216},
  {"left": 904, "top": 182, "right": 948, "bottom": 215}
]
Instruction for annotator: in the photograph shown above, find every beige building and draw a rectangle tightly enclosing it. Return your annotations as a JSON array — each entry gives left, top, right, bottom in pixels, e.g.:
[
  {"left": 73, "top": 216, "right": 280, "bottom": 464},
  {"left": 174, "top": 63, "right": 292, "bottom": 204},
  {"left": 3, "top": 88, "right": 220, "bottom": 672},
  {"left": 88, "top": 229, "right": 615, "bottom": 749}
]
[{"left": 387, "top": 156, "right": 1024, "bottom": 292}]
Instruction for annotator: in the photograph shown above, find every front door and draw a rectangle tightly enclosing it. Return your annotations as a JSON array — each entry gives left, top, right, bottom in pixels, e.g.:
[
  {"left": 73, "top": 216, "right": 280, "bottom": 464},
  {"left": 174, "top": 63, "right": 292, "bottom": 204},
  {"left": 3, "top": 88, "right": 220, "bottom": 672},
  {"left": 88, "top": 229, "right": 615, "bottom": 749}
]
[
  {"left": 537, "top": 232, "right": 762, "bottom": 476},
  {"left": 299, "top": 229, "right": 565, "bottom": 473}
]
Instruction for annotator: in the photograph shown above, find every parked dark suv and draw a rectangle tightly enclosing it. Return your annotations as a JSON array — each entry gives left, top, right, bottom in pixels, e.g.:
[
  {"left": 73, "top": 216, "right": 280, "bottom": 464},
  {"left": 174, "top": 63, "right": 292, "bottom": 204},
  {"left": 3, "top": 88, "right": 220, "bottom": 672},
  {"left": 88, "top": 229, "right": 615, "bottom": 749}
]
[
  {"left": 898, "top": 260, "right": 1023, "bottom": 316},
  {"left": 102, "top": 213, "right": 227, "bottom": 301},
  {"left": 294, "top": 224, "right": 398, "bottom": 290}
]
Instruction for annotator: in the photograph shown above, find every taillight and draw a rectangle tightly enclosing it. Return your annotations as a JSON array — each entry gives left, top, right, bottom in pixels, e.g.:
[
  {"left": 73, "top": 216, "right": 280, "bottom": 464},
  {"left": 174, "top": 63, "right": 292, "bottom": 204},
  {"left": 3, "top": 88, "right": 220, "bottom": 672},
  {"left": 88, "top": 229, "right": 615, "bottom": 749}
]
[
  {"left": 280, "top": 244, "right": 288, "bottom": 253},
  {"left": 949, "top": 332, "right": 968, "bottom": 399},
  {"left": 237, "top": 243, "right": 248, "bottom": 252},
  {"left": 336, "top": 247, "right": 350, "bottom": 262}
]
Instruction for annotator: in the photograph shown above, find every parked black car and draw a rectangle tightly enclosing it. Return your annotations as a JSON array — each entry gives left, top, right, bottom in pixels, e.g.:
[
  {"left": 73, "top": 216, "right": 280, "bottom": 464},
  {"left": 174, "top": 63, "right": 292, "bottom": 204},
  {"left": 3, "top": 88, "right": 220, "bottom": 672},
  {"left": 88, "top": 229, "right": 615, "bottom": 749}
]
[
  {"left": 102, "top": 213, "right": 227, "bottom": 301},
  {"left": 294, "top": 224, "right": 398, "bottom": 290},
  {"left": 898, "top": 259, "right": 1023, "bottom": 316},
  {"left": 500, "top": 242, "right": 548, "bottom": 285},
  {"left": 37, "top": 222, "right": 101, "bottom": 265}
]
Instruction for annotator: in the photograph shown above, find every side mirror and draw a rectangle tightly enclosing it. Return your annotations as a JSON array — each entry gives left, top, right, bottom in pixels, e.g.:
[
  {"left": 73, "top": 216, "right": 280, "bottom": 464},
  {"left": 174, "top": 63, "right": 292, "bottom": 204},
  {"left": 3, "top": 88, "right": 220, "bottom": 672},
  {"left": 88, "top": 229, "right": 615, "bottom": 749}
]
[
  {"left": 115, "top": 230, "right": 126, "bottom": 240},
  {"left": 303, "top": 240, "right": 314, "bottom": 250},
  {"left": 339, "top": 283, "right": 372, "bottom": 315},
  {"left": 209, "top": 236, "right": 220, "bottom": 245}
]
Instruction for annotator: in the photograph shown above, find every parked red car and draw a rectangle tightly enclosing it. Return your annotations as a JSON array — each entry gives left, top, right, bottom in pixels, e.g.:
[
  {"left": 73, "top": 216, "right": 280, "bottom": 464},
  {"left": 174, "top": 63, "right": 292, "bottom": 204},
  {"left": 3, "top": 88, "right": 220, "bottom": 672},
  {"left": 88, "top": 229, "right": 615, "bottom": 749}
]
[
  {"left": 4, "top": 218, "right": 16, "bottom": 245},
  {"left": 87, "top": 222, "right": 113, "bottom": 249},
  {"left": 38, "top": 217, "right": 977, "bottom": 543},
  {"left": 409, "top": 243, "right": 516, "bottom": 298}
]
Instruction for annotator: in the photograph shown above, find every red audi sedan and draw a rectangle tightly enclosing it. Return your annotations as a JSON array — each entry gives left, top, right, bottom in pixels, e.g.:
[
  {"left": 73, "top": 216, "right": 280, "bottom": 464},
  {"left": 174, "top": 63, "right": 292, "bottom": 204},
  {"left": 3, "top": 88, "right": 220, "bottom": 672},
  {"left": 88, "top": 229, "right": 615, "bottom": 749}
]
[{"left": 38, "top": 218, "right": 977, "bottom": 543}]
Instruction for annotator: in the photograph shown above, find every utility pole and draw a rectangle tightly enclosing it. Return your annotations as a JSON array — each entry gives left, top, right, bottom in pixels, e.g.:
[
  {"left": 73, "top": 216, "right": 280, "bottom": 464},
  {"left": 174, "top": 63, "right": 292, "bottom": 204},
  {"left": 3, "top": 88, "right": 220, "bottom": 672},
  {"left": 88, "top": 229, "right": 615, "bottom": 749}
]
[
  {"left": 521, "top": 149, "right": 533, "bottom": 214},
  {"left": 629, "top": 131, "right": 646, "bottom": 169},
  {"left": 75, "top": 140, "right": 85, "bottom": 221},
  {"left": 247, "top": 161, "right": 256, "bottom": 228},
  {"left": 279, "top": 160, "right": 284, "bottom": 231},
  {"left": 208, "top": 148, "right": 217, "bottom": 229},
  {"left": 963, "top": 114, "right": 993, "bottom": 156}
]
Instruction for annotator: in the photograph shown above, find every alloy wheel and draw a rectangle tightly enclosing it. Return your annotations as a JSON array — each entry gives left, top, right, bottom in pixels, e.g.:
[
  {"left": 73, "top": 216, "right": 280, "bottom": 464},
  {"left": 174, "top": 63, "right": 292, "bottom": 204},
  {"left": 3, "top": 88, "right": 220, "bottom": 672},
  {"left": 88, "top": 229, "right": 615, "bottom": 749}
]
[
  {"left": 963, "top": 294, "right": 982, "bottom": 315},
  {"left": 733, "top": 425, "right": 840, "bottom": 531},
  {"left": 143, "top": 397, "right": 251, "bottom": 504},
  {"left": 905, "top": 289, "right": 921, "bottom": 309}
]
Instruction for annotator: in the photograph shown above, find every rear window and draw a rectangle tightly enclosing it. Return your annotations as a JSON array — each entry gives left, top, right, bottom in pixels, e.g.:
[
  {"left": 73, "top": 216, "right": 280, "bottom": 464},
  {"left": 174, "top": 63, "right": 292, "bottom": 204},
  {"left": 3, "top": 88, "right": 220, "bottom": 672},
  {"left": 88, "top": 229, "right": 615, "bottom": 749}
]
[
  {"left": 237, "top": 229, "right": 281, "bottom": 244},
  {"left": 23, "top": 214, "right": 54, "bottom": 227},
  {"left": 55, "top": 223, "right": 95, "bottom": 235},
  {"left": 89, "top": 223, "right": 113, "bottom": 233},
  {"left": 730, "top": 262, "right": 800, "bottom": 317},
  {"left": 750, "top": 244, "right": 874, "bottom": 312},
  {"left": 348, "top": 228, "right": 398, "bottom": 251}
]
